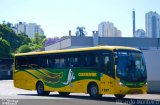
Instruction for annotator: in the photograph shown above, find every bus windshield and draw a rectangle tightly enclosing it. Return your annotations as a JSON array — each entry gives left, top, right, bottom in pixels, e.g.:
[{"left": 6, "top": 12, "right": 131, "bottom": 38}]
[{"left": 114, "top": 50, "right": 147, "bottom": 82}]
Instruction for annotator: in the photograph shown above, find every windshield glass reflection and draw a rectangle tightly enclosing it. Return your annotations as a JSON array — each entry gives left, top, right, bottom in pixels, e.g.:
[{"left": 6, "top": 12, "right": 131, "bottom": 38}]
[{"left": 115, "top": 50, "right": 147, "bottom": 82}]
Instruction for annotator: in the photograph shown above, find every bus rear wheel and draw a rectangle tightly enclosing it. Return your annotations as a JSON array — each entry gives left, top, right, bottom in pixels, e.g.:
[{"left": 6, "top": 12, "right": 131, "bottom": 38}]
[
  {"left": 36, "top": 82, "right": 50, "bottom": 96},
  {"left": 88, "top": 84, "right": 102, "bottom": 98},
  {"left": 114, "top": 94, "right": 125, "bottom": 99},
  {"left": 59, "top": 92, "right": 70, "bottom": 96}
]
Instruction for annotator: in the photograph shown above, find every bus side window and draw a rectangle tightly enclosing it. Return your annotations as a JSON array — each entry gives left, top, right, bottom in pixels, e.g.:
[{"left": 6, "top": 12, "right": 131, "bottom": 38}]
[
  {"left": 54, "top": 58, "right": 60, "bottom": 68},
  {"left": 72, "top": 57, "right": 80, "bottom": 67},
  {"left": 53, "top": 56, "right": 66, "bottom": 68},
  {"left": 48, "top": 57, "right": 55, "bottom": 68},
  {"left": 104, "top": 56, "right": 110, "bottom": 72},
  {"left": 102, "top": 54, "right": 114, "bottom": 78},
  {"left": 95, "top": 56, "right": 99, "bottom": 67},
  {"left": 28, "top": 56, "right": 40, "bottom": 69},
  {"left": 59, "top": 58, "right": 65, "bottom": 68},
  {"left": 16, "top": 57, "right": 28, "bottom": 69},
  {"left": 81, "top": 53, "right": 99, "bottom": 68},
  {"left": 66, "top": 54, "right": 81, "bottom": 68},
  {"left": 40, "top": 56, "right": 47, "bottom": 68},
  {"left": 64, "top": 57, "right": 70, "bottom": 67}
]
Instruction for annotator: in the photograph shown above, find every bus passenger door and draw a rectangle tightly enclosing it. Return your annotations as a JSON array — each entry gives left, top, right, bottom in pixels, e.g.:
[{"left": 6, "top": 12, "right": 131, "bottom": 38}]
[{"left": 100, "top": 54, "right": 115, "bottom": 94}]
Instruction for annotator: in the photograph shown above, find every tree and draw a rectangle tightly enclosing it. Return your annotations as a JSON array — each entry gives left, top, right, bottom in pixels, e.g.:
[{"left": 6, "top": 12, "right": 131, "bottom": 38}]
[
  {"left": 17, "top": 44, "right": 31, "bottom": 53},
  {"left": 17, "top": 32, "right": 31, "bottom": 46},
  {"left": 75, "top": 26, "right": 87, "bottom": 36},
  {"left": 26, "top": 33, "right": 46, "bottom": 50},
  {"left": 0, "top": 38, "right": 11, "bottom": 58},
  {"left": 29, "top": 43, "right": 42, "bottom": 51},
  {"left": 6, "top": 22, "right": 13, "bottom": 28},
  {"left": 32, "top": 33, "right": 46, "bottom": 46},
  {"left": 0, "top": 24, "right": 20, "bottom": 51}
]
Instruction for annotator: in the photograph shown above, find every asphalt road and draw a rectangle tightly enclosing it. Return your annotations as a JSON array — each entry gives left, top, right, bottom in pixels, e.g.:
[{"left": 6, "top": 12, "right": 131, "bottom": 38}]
[{"left": 0, "top": 80, "right": 160, "bottom": 105}]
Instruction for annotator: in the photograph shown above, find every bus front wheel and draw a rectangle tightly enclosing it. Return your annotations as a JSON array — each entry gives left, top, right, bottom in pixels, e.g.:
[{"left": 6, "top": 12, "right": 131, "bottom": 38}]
[
  {"left": 36, "top": 81, "right": 50, "bottom": 96},
  {"left": 88, "top": 84, "right": 102, "bottom": 98}
]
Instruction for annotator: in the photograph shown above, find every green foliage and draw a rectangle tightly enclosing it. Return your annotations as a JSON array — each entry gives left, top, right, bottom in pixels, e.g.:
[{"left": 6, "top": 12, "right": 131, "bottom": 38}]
[
  {"left": 0, "top": 24, "right": 19, "bottom": 51},
  {"left": 0, "top": 23, "right": 46, "bottom": 56},
  {"left": 17, "top": 44, "right": 31, "bottom": 53},
  {"left": 29, "top": 43, "right": 42, "bottom": 51},
  {"left": 16, "top": 33, "right": 46, "bottom": 52},
  {"left": 32, "top": 33, "right": 46, "bottom": 45},
  {"left": 17, "top": 32, "right": 31, "bottom": 46},
  {"left": 30, "top": 33, "right": 46, "bottom": 50},
  {"left": 0, "top": 38, "right": 11, "bottom": 58}
]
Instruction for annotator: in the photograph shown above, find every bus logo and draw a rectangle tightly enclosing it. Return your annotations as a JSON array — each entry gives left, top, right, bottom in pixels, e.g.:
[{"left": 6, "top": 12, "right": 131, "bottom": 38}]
[{"left": 62, "top": 68, "right": 75, "bottom": 85}]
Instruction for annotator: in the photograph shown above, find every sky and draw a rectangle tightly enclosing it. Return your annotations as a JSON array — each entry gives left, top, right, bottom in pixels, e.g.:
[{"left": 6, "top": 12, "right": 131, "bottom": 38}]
[{"left": 0, "top": 0, "right": 160, "bottom": 38}]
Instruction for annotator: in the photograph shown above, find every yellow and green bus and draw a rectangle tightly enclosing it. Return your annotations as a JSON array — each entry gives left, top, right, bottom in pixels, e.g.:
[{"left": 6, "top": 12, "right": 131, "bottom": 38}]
[{"left": 13, "top": 46, "right": 147, "bottom": 98}]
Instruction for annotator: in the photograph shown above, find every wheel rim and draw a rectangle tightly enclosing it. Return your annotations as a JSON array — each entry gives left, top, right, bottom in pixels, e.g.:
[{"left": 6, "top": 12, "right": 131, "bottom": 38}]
[
  {"left": 91, "top": 86, "right": 98, "bottom": 96},
  {"left": 37, "top": 83, "right": 43, "bottom": 94}
]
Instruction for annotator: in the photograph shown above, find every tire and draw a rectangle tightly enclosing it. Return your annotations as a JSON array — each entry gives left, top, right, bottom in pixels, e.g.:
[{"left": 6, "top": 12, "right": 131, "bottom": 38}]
[
  {"left": 114, "top": 94, "right": 125, "bottom": 99},
  {"left": 88, "top": 84, "right": 102, "bottom": 98},
  {"left": 59, "top": 92, "right": 70, "bottom": 96},
  {"left": 36, "top": 82, "right": 50, "bottom": 96}
]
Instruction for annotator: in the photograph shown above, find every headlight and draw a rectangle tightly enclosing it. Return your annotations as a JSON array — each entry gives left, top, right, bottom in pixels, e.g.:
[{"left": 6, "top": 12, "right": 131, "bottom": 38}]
[
  {"left": 145, "top": 82, "right": 148, "bottom": 86},
  {"left": 119, "top": 82, "right": 125, "bottom": 86}
]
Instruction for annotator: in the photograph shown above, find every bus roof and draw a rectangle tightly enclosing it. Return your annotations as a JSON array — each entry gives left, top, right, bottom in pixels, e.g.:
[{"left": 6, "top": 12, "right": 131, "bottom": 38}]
[{"left": 15, "top": 46, "right": 141, "bottom": 56}]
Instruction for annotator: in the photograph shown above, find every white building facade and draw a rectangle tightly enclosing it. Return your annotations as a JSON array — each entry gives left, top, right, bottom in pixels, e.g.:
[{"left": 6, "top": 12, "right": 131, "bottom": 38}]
[
  {"left": 98, "top": 21, "right": 121, "bottom": 37},
  {"left": 14, "top": 22, "right": 44, "bottom": 38},
  {"left": 25, "top": 23, "right": 44, "bottom": 38},
  {"left": 15, "top": 22, "right": 26, "bottom": 33},
  {"left": 135, "top": 29, "right": 146, "bottom": 38},
  {"left": 145, "top": 11, "right": 160, "bottom": 38}
]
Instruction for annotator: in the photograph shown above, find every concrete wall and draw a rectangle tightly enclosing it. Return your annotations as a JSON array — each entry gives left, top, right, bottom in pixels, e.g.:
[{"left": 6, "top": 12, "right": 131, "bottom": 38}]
[
  {"left": 99, "top": 37, "right": 160, "bottom": 49},
  {"left": 61, "top": 38, "right": 71, "bottom": 49},
  {"left": 142, "top": 50, "right": 160, "bottom": 93},
  {"left": 44, "top": 36, "right": 160, "bottom": 50},
  {"left": 71, "top": 36, "right": 93, "bottom": 47},
  {"left": 45, "top": 38, "right": 71, "bottom": 51}
]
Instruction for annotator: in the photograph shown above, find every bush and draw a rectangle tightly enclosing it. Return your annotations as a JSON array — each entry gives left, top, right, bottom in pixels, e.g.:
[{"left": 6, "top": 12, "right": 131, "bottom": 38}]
[{"left": 17, "top": 44, "right": 31, "bottom": 53}]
